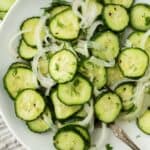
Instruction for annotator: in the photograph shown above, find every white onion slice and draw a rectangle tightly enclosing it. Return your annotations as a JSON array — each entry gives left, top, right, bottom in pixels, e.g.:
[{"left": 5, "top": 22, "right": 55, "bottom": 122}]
[
  {"left": 77, "top": 100, "right": 94, "bottom": 126},
  {"left": 89, "top": 56, "right": 115, "bottom": 67},
  {"left": 32, "top": 15, "right": 56, "bottom": 95},
  {"left": 9, "top": 30, "right": 31, "bottom": 57},
  {"left": 120, "top": 81, "right": 150, "bottom": 120},
  {"left": 86, "top": 21, "right": 103, "bottom": 40},
  {"left": 75, "top": 40, "right": 89, "bottom": 57},
  {"left": 140, "top": 29, "right": 150, "bottom": 49}
]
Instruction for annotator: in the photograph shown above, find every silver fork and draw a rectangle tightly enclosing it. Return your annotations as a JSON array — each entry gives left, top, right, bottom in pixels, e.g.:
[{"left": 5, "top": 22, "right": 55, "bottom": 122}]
[{"left": 109, "top": 124, "right": 140, "bottom": 150}]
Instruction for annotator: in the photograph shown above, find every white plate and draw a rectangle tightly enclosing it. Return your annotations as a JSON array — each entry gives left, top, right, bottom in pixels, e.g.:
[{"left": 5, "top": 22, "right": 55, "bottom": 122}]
[{"left": 0, "top": 0, "right": 149, "bottom": 150}]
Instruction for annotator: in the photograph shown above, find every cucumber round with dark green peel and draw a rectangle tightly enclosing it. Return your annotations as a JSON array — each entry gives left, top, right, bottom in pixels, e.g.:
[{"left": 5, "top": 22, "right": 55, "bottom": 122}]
[
  {"left": 49, "top": 49, "right": 77, "bottom": 83},
  {"left": 95, "top": 92, "right": 122, "bottom": 123},
  {"left": 137, "top": 109, "right": 150, "bottom": 135},
  {"left": 91, "top": 31, "right": 120, "bottom": 61},
  {"left": 3, "top": 67, "right": 38, "bottom": 99},
  {"left": 58, "top": 75, "right": 92, "bottom": 105},
  {"left": 63, "top": 124, "right": 90, "bottom": 144},
  {"left": 53, "top": 127, "right": 86, "bottom": 150},
  {"left": 49, "top": 8, "right": 80, "bottom": 40},
  {"left": 103, "top": 0, "right": 134, "bottom": 9},
  {"left": 127, "top": 32, "right": 150, "bottom": 59},
  {"left": 50, "top": 5, "right": 70, "bottom": 18},
  {"left": 27, "top": 107, "right": 52, "bottom": 133},
  {"left": 0, "top": 0, "right": 15, "bottom": 11},
  {"left": 15, "top": 89, "right": 45, "bottom": 121},
  {"left": 50, "top": 89, "right": 82, "bottom": 120},
  {"left": 18, "top": 40, "right": 37, "bottom": 60},
  {"left": 73, "top": 125, "right": 90, "bottom": 144},
  {"left": 38, "top": 52, "right": 52, "bottom": 77},
  {"left": 103, "top": 5, "right": 129, "bottom": 32},
  {"left": 130, "top": 4, "right": 150, "bottom": 31},
  {"left": 21, "top": 17, "right": 46, "bottom": 47},
  {"left": 115, "top": 82, "right": 135, "bottom": 111},
  {"left": 79, "top": 59, "right": 107, "bottom": 89},
  {"left": 107, "top": 65, "right": 124, "bottom": 87},
  {"left": 10, "top": 62, "right": 30, "bottom": 69},
  {"left": 118, "top": 48, "right": 149, "bottom": 78}
]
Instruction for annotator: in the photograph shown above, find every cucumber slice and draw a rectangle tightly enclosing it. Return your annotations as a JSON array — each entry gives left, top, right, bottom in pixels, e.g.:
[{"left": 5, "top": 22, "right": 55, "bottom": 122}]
[
  {"left": 0, "top": 0, "right": 15, "bottom": 11},
  {"left": 49, "top": 8, "right": 80, "bottom": 40},
  {"left": 74, "top": 125, "right": 90, "bottom": 143},
  {"left": 38, "top": 52, "right": 52, "bottom": 77},
  {"left": 128, "top": 32, "right": 150, "bottom": 59},
  {"left": 49, "top": 49, "right": 77, "bottom": 83},
  {"left": 15, "top": 89, "right": 45, "bottom": 121},
  {"left": 18, "top": 40, "right": 37, "bottom": 60},
  {"left": 0, "top": 11, "right": 6, "bottom": 20},
  {"left": 63, "top": 124, "right": 90, "bottom": 145},
  {"left": 54, "top": 127, "right": 86, "bottom": 150},
  {"left": 107, "top": 65, "right": 124, "bottom": 87},
  {"left": 95, "top": 92, "right": 122, "bottom": 123},
  {"left": 130, "top": 4, "right": 150, "bottom": 31},
  {"left": 103, "top": 5, "right": 129, "bottom": 32},
  {"left": 27, "top": 107, "right": 52, "bottom": 133},
  {"left": 137, "top": 109, "right": 150, "bottom": 135},
  {"left": 4, "top": 67, "right": 38, "bottom": 99},
  {"left": 10, "top": 62, "right": 30, "bottom": 69},
  {"left": 118, "top": 48, "right": 149, "bottom": 78},
  {"left": 50, "top": 5, "right": 70, "bottom": 18},
  {"left": 75, "top": 108, "right": 87, "bottom": 119},
  {"left": 79, "top": 59, "right": 107, "bottom": 89},
  {"left": 58, "top": 75, "right": 92, "bottom": 105},
  {"left": 50, "top": 89, "right": 82, "bottom": 120},
  {"left": 115, "top": 83, "right": 135, "bottom": 111},
  {"left": 91, "top": 31, "right": 120, "bottom": 61},
  {"left": 104, "top": 0, "right": 134, "bottom": 9},
  {"left": 21, "top": 17, "right": 46, "bottom": 47}
]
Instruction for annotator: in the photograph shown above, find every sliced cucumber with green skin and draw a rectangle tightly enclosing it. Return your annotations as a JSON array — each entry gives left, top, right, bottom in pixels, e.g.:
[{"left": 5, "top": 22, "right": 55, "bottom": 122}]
[
  {"left": 73, "top": 125, "right": 90, "bottom": 144},
  {"left": 103, "top": 5, "right": 129, "bottom": 32},
  {"left": 18, "top": 40, "right": 37, "bottom": 60},
  {"left": 21, "top": 17, "right": 46, "bottom": 47},
  {"left": 107, "top": 65, "right": 124, "bottom": 87},
  {"left": 91, "top": 31, "right": 120, "bottom": 61},
  {"left": 103, "top": 0, "right": 134, "bottom": 9},
  {"left": 49, "top": 49, "right": 77, "bottom": 83},
  {"left": 10, "top": 62, "right": 30, "bottom": 69},
  {"left": 63, "top": 125, "right": 90, "bottom": 145},
  {"left": 0, "top": 0, "right": 15, "bottom": 11},
  {"left": 115, "top": 83, "right": 135, "bottom": 111},
  {"left": 128, "top": 32, "right": 150, "bottom": 59},
  {"left": 54, "top": 127, "right": 86, "bottom": 150},
  {"left": 38, "top": 52, "right": 52, "bottom": 77},
  {"left": 4, "top": 67, "right": 38, "bottom": 99},
  {"left": 50, "top": 89, "right": 82, "bottom": 120},
  {"left": 27, "top": 107, "right": 52, "bottom": 133},
  {"left": 137, "top": 109, "right": 150, "bottom": 135},
  {"left": 49, "top": 8, "right": 80, "bottom": 40},
  {"left": 58, "top": 75, "right": 92, "bottom": 105},
  {"left": 0, "top": 11, "right": 6, "bottom": 20},
  {"left": 79, "top": 59, "right": 107, "bottom": 89},
  {"left": 50, "top": 5, "right": 70, "bottom": 18},
  {"left": 130, "top": 4, "right": 150, "bottom": 31},
  {"left": 118, "top": 48, "right": 149, "bottom": 78},
  {"left": 95, "top": 92, "right": 122, "bottom": 123},
  {"left": 15, "top": 89, "right": 45, "bottom": 121},
  {"left": 75, "top": 108, "right": 87, "bottom": 119}
]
